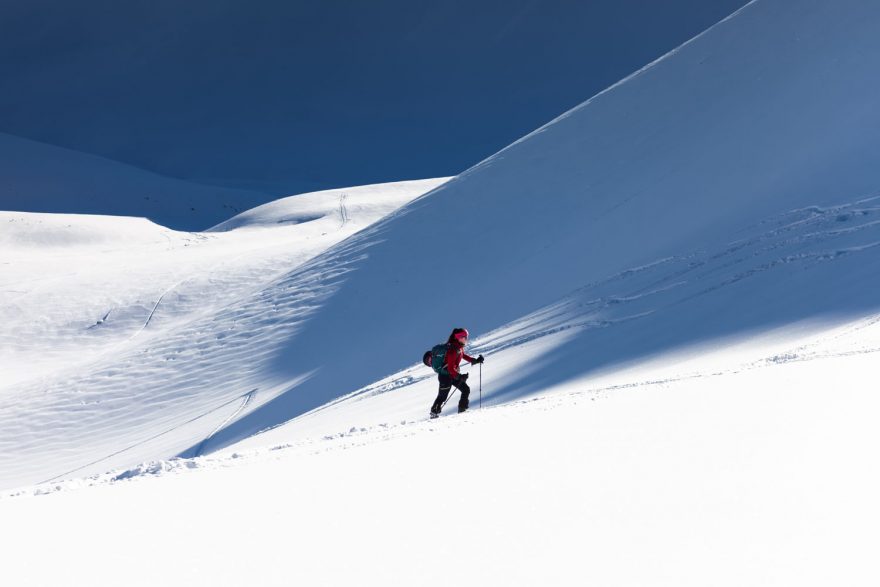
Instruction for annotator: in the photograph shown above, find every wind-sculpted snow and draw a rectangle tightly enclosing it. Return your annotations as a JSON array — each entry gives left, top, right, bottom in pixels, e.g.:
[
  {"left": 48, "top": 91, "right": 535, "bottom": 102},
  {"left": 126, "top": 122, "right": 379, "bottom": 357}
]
[{"left": 0, "top": 179, "right": 448, "bottom": 488}]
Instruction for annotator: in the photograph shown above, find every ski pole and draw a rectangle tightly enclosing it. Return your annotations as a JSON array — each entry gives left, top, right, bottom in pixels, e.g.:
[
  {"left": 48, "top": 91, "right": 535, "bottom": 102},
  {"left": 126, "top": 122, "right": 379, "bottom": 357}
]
[
  {"left": 441, "top": 387, "right": 458, "bottom": 408},
  {"left": 479, "top": 362, "right": 482, "bottom": 409}
]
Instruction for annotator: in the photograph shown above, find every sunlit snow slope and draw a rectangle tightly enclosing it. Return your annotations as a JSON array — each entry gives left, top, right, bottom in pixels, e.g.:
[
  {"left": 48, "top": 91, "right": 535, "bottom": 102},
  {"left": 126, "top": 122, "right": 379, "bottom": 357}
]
[
  {"left": 210, "top": 0, "right": 880, "bottom": 452},
  {"left": 0, "top": 179, "right": 448, "bottom": 488},
  {"left": 0, "top": 132, "right": 267, "bottom": 230},
  {"left": 4, "top": 336, "right": 879, "bottom": 586}
]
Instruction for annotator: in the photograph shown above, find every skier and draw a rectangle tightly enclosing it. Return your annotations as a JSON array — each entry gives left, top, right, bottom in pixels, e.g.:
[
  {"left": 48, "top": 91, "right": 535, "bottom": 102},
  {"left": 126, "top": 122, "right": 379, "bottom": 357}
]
[{"left": 430, "top": 327, "right": 484, "bottom": 418}]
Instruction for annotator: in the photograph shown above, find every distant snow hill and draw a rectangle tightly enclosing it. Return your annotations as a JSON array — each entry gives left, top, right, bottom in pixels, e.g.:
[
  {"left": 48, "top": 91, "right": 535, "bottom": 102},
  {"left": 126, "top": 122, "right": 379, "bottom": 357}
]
[
  {"left": 0, "top": 132, "right": 268, "bottom": 231},
  {"left": 2, "top": 0, "right": 880, "bottom": 493}
]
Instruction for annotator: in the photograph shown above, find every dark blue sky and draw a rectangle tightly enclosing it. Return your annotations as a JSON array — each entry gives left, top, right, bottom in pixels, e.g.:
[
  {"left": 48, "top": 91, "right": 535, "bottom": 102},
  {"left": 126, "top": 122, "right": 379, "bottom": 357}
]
[{"left": 0, "top": 0, "right": 747, "bottom": 195}]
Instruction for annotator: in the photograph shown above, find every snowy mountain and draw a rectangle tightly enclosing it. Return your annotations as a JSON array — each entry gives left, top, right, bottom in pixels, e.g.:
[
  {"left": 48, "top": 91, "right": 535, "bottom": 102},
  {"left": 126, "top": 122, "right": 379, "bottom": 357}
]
[
  {"left": 3, "top": 0, "right": 880, "bottom": 584},
  {"left": 0, "top": 132, "right": 268, "bottom": 230}
]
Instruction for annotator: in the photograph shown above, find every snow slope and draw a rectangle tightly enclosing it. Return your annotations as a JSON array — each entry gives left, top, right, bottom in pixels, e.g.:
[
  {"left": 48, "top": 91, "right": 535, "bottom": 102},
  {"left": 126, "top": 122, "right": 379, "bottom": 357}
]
[
  {"left": 0, "top": 179, "right": 448, "bottom": 487},
  {"left": 207, "top": 0, "right": 880, "bottom": 451},
  {"left": 0, "top": 132, "right": 268, "bottom": 230}
]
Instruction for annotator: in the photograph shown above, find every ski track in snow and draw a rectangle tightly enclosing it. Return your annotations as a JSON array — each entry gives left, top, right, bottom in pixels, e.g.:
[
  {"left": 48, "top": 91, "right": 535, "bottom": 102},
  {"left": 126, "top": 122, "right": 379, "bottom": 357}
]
[
  {"left": 37, "top": 389, "right": 260, "bottom": 485},
  {"left": 338, "top": 193, "right": 349, "bottom": 227},
  {"left": 332, "top": 195, "right": 880, "bottom": 402},
  {"left": 192, "top": 389, "right": 257, "bottom": 458},
  {"left": 463, "top": 194, "right": 880, "bottom": 359}
]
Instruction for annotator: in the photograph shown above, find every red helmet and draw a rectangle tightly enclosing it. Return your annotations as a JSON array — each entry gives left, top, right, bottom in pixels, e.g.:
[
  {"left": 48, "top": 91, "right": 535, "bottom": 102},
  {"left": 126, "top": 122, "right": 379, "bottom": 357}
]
[{"left": 454, "top": 328, "right": 469, "bottom": 342}]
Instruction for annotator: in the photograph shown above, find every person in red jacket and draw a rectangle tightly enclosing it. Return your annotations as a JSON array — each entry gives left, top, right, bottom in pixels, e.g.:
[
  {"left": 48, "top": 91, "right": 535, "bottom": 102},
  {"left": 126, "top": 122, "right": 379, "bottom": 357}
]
[{"left": 430, "top": 327, "right": 484, "bottom": 418}]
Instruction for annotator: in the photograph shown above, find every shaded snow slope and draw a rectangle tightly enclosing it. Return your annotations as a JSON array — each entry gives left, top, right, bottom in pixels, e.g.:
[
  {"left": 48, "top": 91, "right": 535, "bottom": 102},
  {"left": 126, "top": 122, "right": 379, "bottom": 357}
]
[
  {"left": 229, "top": 203, "right": 880, "bottom": 451},
  {"left": 0, "top": 179, "right": 448, "bottom": 488},
  {"left": 0, "top": 132, "right": 267, "bottom": 230},
  {"left": 206, "top": 0, "right": 880, "bottom": 451}
]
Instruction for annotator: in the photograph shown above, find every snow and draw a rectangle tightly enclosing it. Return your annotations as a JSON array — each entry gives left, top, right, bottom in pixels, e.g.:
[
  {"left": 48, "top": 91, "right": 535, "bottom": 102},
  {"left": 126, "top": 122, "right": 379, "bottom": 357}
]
[
  {"left": 0, "top": 178, "right": 449, "bottom": 486},
  {"left": 0, "top": 132, "right": 268, "bottom": 230},
  {"left": 3, "top": 0, "right": 880, "bottom": 584},
  {"left": 3, "top": 338, "right": 879, "bottom": 585},
  {"left": 201, "top": 0, "right": 880, "bottom": 452}
]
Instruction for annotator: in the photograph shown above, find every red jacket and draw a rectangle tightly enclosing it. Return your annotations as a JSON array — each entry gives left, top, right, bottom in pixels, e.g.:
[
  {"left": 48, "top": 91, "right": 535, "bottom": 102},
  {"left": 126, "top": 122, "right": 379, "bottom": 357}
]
[{"left": 445, "top": 340, "right": 476, "bottom": 379}]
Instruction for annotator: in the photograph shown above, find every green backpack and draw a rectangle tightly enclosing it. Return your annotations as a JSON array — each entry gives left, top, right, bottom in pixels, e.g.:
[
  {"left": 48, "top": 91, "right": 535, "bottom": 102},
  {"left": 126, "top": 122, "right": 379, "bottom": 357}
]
[{"left": 423, "top": 343, "right": 450, "bottom": 374}]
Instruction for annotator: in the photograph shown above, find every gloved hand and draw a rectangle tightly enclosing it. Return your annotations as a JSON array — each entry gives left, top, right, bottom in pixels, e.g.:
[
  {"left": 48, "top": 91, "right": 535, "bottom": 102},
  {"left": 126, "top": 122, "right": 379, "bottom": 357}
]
[
  {"left": 458, "top": 373, "right": 469, "bottom": 382},
  {"left": 473, "top": 355, "right": 485, "bottom": 364}
]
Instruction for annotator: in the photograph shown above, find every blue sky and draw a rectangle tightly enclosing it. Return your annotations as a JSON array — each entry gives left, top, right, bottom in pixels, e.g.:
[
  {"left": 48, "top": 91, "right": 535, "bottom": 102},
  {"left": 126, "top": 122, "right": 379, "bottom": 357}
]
[{"left": 0, "top": 0, "right": 747, "bottom": 196}]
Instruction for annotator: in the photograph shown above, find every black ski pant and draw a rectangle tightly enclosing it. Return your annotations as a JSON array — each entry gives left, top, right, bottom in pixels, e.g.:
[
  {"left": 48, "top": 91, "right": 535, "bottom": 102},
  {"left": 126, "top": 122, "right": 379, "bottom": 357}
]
[{"left": 431, "top": 373, "right": 470, "bottom": 414}]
